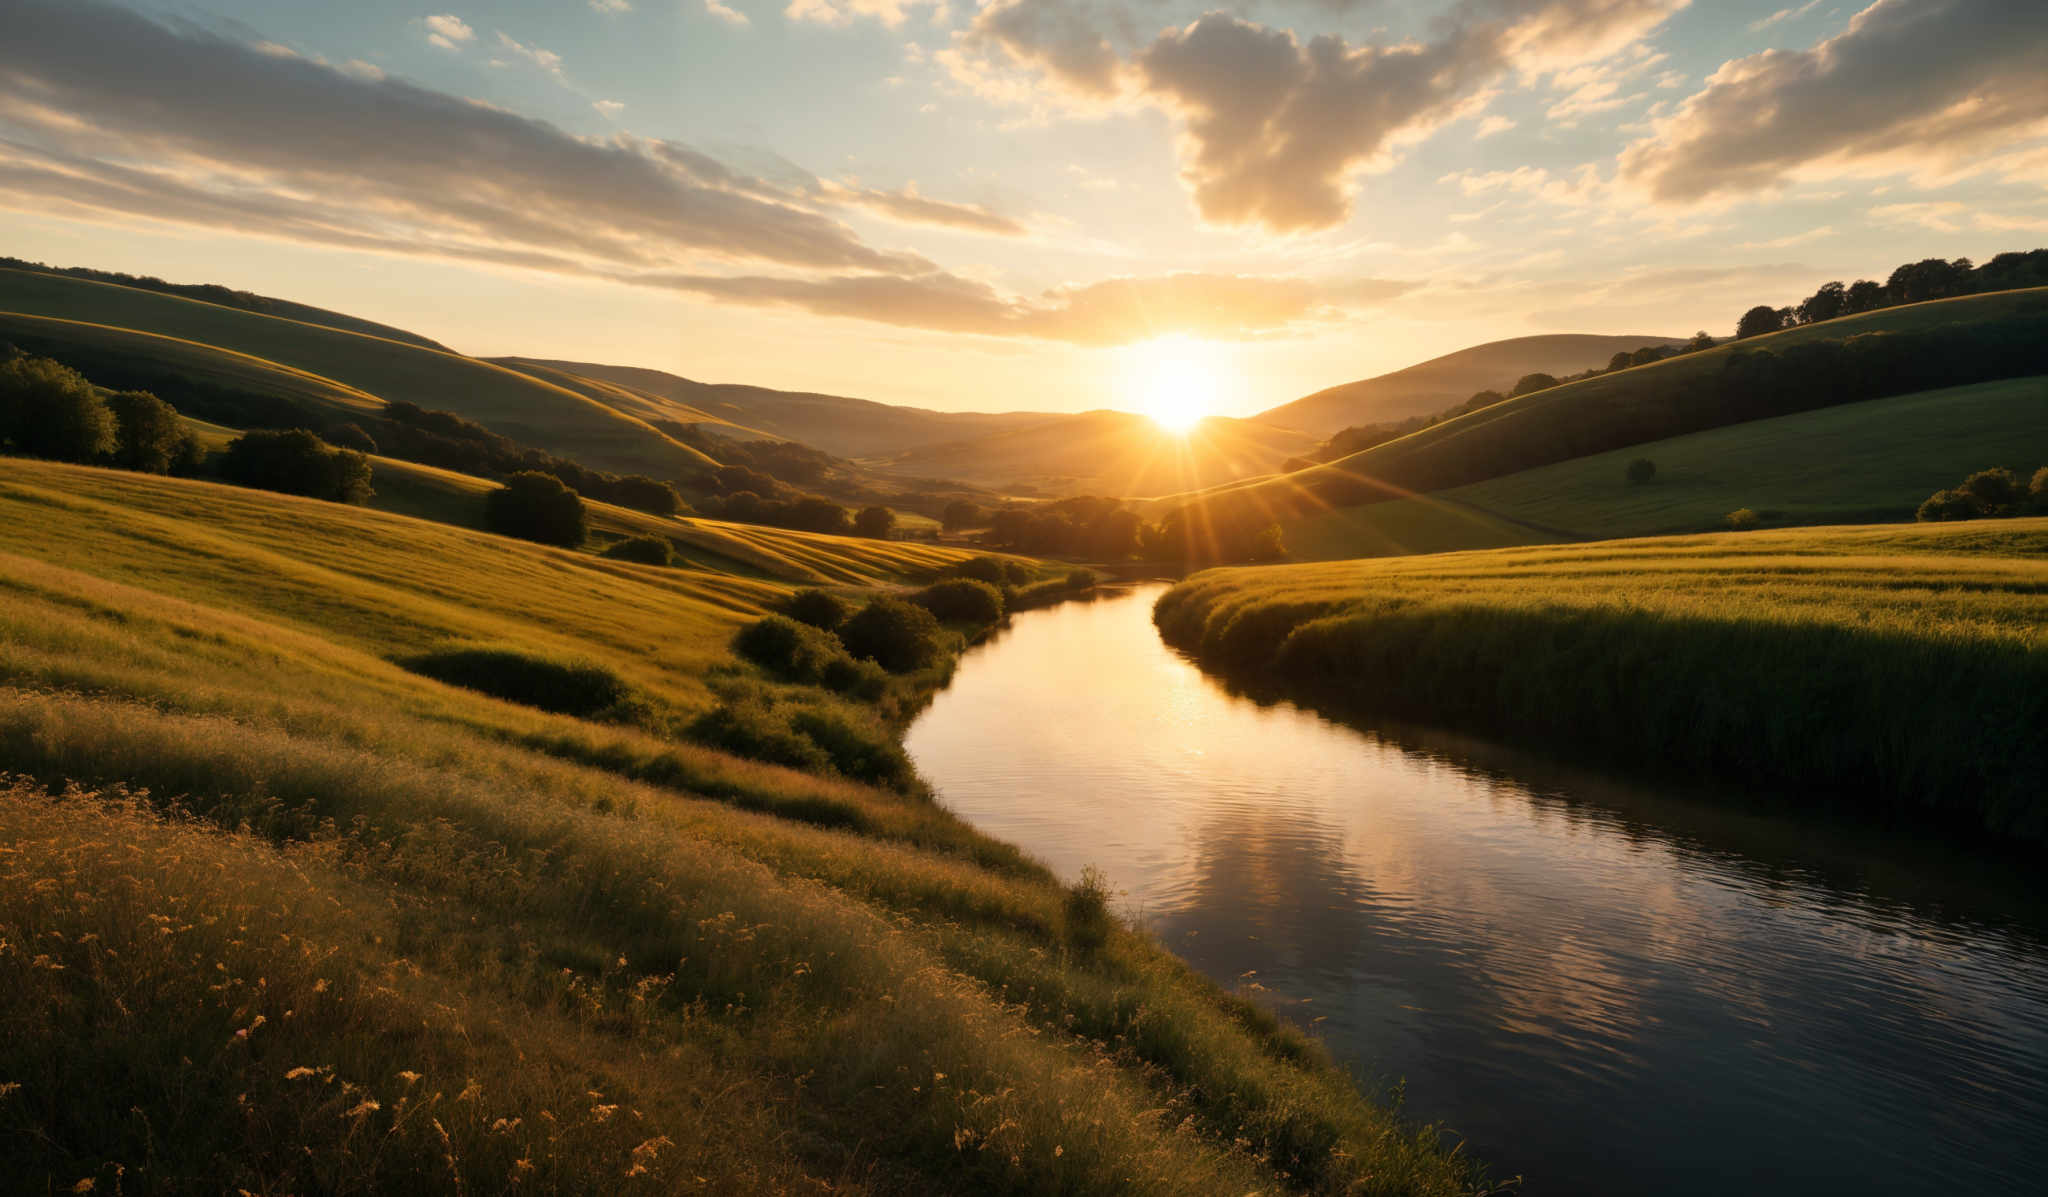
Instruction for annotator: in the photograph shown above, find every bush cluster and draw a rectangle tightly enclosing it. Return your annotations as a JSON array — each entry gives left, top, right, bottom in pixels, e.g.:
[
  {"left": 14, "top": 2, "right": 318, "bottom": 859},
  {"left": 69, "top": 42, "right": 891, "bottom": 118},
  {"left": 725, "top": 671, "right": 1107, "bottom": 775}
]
[
  {"left": 486, "top": 471, "right": 587, "bottom": 547},
  {"left": 913, "top": 578, "right": 1005, "bottom": 625},
  {"left": 1918, "top": 466, "right": 2048, "bottom": 522},
  {"left": 0, "top": 349, "right": 200, "bottom": 475},
  {"left": 731, "top": 611, "right": 897, "bottom": 701},
  {"left": 784, "top": 588, "right": 852, "bottom": 631},
  {"left": 597, "top": 534, "right": 675, "bottom": 565},
  {"left": 687, "top": 689, "right": 912, "bottom": 788},
  {"left": 218, "top": 428, "right": 374, "bottom": 504},
  {"left": 839, "top": 597, "right": 945, "bottom": 674},
  {"left": 402, "top": 648, "right": 632, "bottom": 718}
]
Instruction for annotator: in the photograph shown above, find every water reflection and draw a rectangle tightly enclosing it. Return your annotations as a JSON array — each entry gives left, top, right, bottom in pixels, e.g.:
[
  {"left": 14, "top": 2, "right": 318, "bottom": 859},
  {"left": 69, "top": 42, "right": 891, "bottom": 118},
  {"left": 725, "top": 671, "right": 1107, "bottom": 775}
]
[{"left": 904, "top": 585, "right": 2048, "bottom": 1195}]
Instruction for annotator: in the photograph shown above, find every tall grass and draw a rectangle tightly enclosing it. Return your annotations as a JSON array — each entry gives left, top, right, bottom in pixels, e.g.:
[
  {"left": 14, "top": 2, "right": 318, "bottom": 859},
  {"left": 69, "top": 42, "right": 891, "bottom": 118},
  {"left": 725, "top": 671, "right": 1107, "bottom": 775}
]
[
  {"left": 1157, "top": 520, "right": 2048, "bottom": 842},
  {"left": 0, "top": 459, "right": 1480, "bottom": 1194}
]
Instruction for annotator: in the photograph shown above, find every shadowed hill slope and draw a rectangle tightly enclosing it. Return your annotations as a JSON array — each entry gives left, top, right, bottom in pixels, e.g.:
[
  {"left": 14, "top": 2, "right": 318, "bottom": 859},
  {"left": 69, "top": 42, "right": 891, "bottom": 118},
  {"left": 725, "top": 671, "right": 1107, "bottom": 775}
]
[
  {"left": 528, "top": 358, "right": 1054, "bottom": 459},
  {"left": 1255, "top": 333, "right": 1686, "bottom": 436},
  {"left": 0, "top": 269, "right": 717, "bottom": 479}
]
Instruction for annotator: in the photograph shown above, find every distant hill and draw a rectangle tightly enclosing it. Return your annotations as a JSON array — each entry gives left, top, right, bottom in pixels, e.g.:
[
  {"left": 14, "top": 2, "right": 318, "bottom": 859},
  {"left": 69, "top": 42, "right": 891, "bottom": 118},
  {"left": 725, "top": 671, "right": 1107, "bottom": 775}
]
[
  {"left": 0, "top": 269, "right": 717, "bottom": 480},
  {"left": 0, "top": 256, "right": 450, "bottom": 351},
  {"left": 870, "top": 410, "right": 1319, "bottom": 498},
  {"left": 520, "top": 359, "right": 1053, "bottom": 459},
  {"left": 1255, "top": 333, "right": 1686, "bottom": 437}
]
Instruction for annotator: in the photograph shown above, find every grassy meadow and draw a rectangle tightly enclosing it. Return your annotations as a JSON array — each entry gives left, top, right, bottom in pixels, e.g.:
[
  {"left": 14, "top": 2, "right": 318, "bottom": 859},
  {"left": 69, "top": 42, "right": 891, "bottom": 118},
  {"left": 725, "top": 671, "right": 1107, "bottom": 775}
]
[
  {"left": 1156, "top": 520, "right": 2048, "bottom": 842},
  {"left": 0, "top": 268, "right": 717, "bottom": 479},
  {"left": 0, "top": 458, "right": 1478, "bottom": 1195},
  {"left": 1279, "top": 375, "right": 2047, "bottom": 560}
]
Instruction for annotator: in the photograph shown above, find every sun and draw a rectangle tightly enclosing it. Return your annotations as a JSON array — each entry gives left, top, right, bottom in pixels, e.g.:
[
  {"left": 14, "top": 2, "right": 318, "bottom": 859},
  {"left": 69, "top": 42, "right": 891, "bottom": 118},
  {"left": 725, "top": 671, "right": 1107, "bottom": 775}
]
[{"left": 1125, "top": 335, "right": 1224, "bottom": 434}]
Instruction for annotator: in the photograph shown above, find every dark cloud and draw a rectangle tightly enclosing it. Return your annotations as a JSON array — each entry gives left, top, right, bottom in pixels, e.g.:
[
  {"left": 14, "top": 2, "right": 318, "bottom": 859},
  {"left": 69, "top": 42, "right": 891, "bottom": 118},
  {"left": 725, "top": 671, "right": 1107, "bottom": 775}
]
[
  {"left": 1620, "top": 0, "right": 2048, "bottom": 202},
  {"left": 968, "top": 0, "right": 1129, "bottom": 99},
  {"left": 0, "top": 0, "right": 932, "bottom": 274},
  {"left": 634, "top": 269, "right": 1416, "bottom": 344}
]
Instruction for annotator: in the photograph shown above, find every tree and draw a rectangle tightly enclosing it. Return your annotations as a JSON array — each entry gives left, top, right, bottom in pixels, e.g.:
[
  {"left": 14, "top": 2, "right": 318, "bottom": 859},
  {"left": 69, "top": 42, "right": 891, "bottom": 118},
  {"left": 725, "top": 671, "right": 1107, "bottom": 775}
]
[
  {"left": 839, "top": 597, "right": 943, "bottom": 673},
  {"left": 105, "top": 390, "right": 191, "bottom": 474},
  {"left": 785, "top": 588, "right": 852, "bottom": 631},
  {"left": 612, "top": 474, "right": 682, "bottom": 516},
  {"left": 853, "top": 505, "right": 896, "bottom": 539},
  {"left": 941, "top": 500, "right": 983, "bottom": 532},
  {"left": 1736, "top": 305, "right": 1784, "bottom": 339},
  {"left": 1725, "top": 508, "right": 1761, "bottom": 531},
  {"left": 1684, "top": 330, "right": 1716, "bottom": 353},
  {"left": 486, "top": 470, "right": 586, "bottom": 546},
  {"left": 1626, "top": 458, "right": 1657, "bottom": 485},
  {"left": 1843, "top": 279, "right": 1886, "bottom": 314},
  {"left": 1249, "top": 523, "right": 1286, "bottom": 562},
  {"left": 1797, "top": 281, "right": 1847, "bottom": 325},
  {"left": 0, "top": 351, "right": 116, "bottom": 462},
  {"left": 217, "top": 428, "right": 372, "bottom": 503},
  {"left": 326, "top": 423, "right": 378, "bottom": 454},
  {"left": 913, "top": 578, "right": 1004, "bottom": 625},
  {"left": 1916, "top": 489, "right": 1979, "bottom": 522},
  {"left": 1959, "top": 467, "right": 2020, "bottom": 513},
  {"left": 1608, "top": 351, "right": 1635, "bottom": 372},
  {"left": 1509, "top": 372, "right": 1559, "bottom": 398},
  {"left": 787, "top": 496, "right": 852, "bottom": 535}
]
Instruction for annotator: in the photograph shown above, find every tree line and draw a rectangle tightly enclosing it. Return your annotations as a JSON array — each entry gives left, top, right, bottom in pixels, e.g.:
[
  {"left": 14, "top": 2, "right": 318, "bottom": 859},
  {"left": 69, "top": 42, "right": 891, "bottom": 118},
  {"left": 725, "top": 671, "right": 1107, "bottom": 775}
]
[{"left": 1735, "top": 248, "right": 2048, "bottom": 339}]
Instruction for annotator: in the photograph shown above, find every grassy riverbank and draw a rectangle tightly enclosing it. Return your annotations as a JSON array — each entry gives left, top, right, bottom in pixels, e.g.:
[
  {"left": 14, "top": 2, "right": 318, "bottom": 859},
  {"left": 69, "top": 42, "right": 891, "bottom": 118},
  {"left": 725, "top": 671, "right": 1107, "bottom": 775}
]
[
  {"left": 1156, "top": 521, "right": 2048, "bottom": 842},
  {"left": 0, "top": 459, "right": 1478, "bottom": 1195}
]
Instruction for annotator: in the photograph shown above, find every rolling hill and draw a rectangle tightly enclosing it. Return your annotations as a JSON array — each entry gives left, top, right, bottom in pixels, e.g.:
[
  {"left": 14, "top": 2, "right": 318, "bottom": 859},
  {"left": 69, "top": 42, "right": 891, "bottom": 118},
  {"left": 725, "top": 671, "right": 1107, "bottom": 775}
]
[
  {"left": 0, "top": 456, "right": 1476, "bottom": 1194},
  {"left": 1173, "top": 287, "right": 2048, "bottom": 530},
  {"left": 870, "top": 408, "right": 1321, "bottom": 497},
  {"left": 1273, "top": 375, "right": 2046, "bottom": 560},
  {"left": 0, "top": 268, "right": 717, "bottom": 480},
  {"left": 1253, "top": 333, "right": 1685, "bottom": 436},
  {"left": 525, "top": 358, "right": 1055, "bottom": 459}
]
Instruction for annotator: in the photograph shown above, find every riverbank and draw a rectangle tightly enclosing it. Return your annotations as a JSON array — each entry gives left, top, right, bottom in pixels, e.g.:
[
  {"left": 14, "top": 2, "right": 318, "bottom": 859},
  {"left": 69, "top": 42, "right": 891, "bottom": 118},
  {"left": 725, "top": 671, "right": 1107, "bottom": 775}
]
[
  {"left": 1154, "top": 520, "right": 2048, "bottom": 843},
  {"left": 0, "top": 459, "right": 1480, "bottom": 1195}
]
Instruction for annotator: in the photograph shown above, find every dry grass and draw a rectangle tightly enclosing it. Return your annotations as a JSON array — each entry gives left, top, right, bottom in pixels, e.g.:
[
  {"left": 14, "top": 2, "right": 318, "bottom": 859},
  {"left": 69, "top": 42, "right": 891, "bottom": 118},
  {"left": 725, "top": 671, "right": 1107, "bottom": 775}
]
[{"left": 0, "top": 458, "right": 1479, "bottom": 1194}]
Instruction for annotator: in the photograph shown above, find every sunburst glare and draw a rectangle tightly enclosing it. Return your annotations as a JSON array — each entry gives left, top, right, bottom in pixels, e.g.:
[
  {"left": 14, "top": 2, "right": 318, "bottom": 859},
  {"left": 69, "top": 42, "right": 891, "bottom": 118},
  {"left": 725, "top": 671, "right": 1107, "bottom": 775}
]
[{"left": 1123, "top": 334, "right": 1229, "bottom": 434}]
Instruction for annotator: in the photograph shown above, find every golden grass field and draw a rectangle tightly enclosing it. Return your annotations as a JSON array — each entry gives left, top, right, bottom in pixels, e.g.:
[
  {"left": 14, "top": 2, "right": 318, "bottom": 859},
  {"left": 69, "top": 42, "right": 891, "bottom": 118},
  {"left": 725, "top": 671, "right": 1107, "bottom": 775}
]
[
  {"left": 1158, "top": 519, "right": 2048, "bottom": 840},
  {"left": 0, "top": 458, "right": 1477, "bottom": 1195}
]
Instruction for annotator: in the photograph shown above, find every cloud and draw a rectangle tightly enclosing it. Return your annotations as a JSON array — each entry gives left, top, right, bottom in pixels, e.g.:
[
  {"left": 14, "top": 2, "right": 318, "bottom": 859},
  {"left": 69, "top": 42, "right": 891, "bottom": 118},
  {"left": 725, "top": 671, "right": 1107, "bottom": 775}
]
[
  {"left": 591, "top": 0, "right": 633, "bottom": 12},
  {"left": 0, "top": 0, "right": 928, "bottom": 277},
  {"left": 634, "top": 269, "right": 1416, "bottom": 344},
  {"left": 705, "top": 0, "right": 750, "bottom": 25},
  {"left": 820, "top": 181, "right": 1027, "bottom": 235},
  {"left": 423, "top": 14, "right": 474, "bottom": 51},
  {"left": 1475, "top": 115, "right": 1517, "bottom": 138},
  {"left": 1736, "top": 224, "right": 1834, "bottom": 248},
  {"left": 493, "top": 32, "right": 565, "bottom": 78},
  {"left": 946, "top": 1, "right": 1688, "bottom": 232},
  {"left": 1620, "top": 0, "right": 2048, "bottom": 203},
  {"left": 593, "top": 99, "right": 626, "bottom": 117},
  {"left": 1750, "top": 0, "right": 1822, "bottom": 32},
  {"left": 784, "top": 0, "right": 935, "bottom": 28}
]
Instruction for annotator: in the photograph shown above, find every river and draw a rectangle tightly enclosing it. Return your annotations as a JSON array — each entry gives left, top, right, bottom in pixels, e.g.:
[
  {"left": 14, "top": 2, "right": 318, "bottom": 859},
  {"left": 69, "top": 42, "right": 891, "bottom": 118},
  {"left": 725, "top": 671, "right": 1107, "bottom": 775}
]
[{"left": 903, "top": 584, "right": 2048, "bottom": 1195}]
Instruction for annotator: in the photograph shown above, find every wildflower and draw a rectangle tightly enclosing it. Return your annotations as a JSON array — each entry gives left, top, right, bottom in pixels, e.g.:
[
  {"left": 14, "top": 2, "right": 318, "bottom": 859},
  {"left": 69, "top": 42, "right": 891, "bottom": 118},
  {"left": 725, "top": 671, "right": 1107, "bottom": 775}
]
[
  {"left": 398, "top": 1071, "right": 422, "bottom": 1085},
  {"left": 344, "top": 1099, "right": 381, "bottom": 1118},
  {"left": 285, "top": 1068, "right": 317, "bottom": 1081}
]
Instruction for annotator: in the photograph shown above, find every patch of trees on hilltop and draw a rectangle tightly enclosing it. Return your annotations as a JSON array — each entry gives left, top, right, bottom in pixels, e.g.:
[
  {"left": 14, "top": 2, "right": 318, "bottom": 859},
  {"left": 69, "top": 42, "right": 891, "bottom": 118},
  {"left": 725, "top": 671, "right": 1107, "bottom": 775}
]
[{"left": 1737, "top": 248, "right": 2048, "bottom": 338}]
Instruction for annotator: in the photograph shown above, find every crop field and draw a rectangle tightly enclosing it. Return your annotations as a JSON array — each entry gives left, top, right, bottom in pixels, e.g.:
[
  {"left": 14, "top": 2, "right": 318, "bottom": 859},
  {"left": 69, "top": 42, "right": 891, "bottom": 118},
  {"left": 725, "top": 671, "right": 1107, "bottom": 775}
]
[
  {"left": 1281, "top": 376, "right": 2047, "bottom": 560},
  {"left": 0, "top": 458, "right": 1473, "bottom": 1195},
  {"left": 0, "top": 269, "right": 716, "bottom": 479},
  {"left": 1157, "top": 520, "right": 2048, "bottom": 841}
]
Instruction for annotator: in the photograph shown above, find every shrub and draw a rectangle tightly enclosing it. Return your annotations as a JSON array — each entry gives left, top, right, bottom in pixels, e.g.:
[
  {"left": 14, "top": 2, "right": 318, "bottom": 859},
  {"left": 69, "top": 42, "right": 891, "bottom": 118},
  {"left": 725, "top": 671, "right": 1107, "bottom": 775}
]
[
  {"left": 1960, "top": 468, "right": 2021, "bottom": 513},
  {"left": 598, "top": 534, "right": 674, "bottom": 566},
  {"left": 218, "top": 428, "right": 373, "bottom": 504},
  {"left": 1066, "top": 568, "right": 1095, "bottom": 589},
  {"left": 732, "top": 615, "right": 843, "bottom": 683},
  {"left": 1064, "top": 866, "right": 1115, "bottom": 954},
  {"left": 486, "top": 471, "right": 585, "bottom": 546},
  {"left": 1725, "top": 508, "right": 1761, "bottom": 531},
  {"left": 612, "top": 474, "right": 683, "bottom": 516},
  {"left": 0, "top": 351, "right": 116, "bottom": 461},
  {"left": 1917, "top": 489, "right": 1981, "bottom": 522},
  {"left": 1001, "top": 560, "right": 1035, "bottom": 586},
  {"left": 789, "top": 707, "right": 916, "bottom": 788},
  {"left": 403, "top": 649, "right": 630, "bottom": 717},
  {"left": 104, "top": 390, "right": 193, "bottom": 474},
  {"left": 785, "top": 588, "right": 852, "bottom": 631},
  {"left": 840, "top": 597, "right": 943, "bottom": 673},
  {"left": 2033, "top": 466, "right": 2048, "bottom": 508},
  {"left": 914, "top": 578, "right": 1005, "bottom": 625},
  {"left": 1250, "top": 523, "right": 1287, "bottom": 562},
  {"left": 854, "top": 505, "right": 896, "bottom": 539},
  {"left": 941, "top": 500, "right": 983, "bottom": 531},
  {"left": 1626, "top": 457, "right": 1657, "bottom": 485},
  {"left": 687, "top": 700, "right": 831, "bottom": 774},
  {"left": 954, "top": 556, "right": 1008, "bottom": 586},
  {"left": 325, "top": 422, "right": 378, "bottom": 454},
  {"left": 820, "top": 654, "right": 889, "bottom": 701}
]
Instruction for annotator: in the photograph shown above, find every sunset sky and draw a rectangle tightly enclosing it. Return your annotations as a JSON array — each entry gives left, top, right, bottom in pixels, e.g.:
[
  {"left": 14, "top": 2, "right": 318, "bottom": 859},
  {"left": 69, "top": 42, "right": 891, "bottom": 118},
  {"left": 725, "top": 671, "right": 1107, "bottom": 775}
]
[{"left": 4, "top": 0, "right": 2045, "bottom": 417}]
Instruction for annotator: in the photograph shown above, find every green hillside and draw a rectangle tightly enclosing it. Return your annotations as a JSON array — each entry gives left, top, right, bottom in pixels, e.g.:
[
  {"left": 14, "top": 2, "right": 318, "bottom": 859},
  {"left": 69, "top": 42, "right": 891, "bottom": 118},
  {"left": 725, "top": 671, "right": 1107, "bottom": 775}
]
[
  {"left": 0, "top": 457, "right": 1474, "bottom": 1194},
  {"left": 1280, "top": 375, "right": 2048, "bottom": 559},
  {"left": 1157, "top": 520, "right": 2048, "bottom": 840},
  {"left": 1182, "top": 287, "right": 2048, "bottom": 524},
  {"left": 1254, "top": 332, "right": 1685, "bottom": 436},
  {"left": 0, "top": 269, "right": 718, "bottom": 479}
]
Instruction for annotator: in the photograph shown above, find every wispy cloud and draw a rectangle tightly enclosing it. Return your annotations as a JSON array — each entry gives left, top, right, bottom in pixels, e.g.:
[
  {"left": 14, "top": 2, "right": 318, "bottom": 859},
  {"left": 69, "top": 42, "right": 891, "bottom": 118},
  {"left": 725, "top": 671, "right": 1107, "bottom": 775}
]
[
  {"left": 1749, "top": 0, "right": 1822, "bottom": 33},
  {"left": 705, "top": 0, "right": 751, "bottom": 26},
  {"left": 423, "top": 14, "right": 474, "bottom": 51}
]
